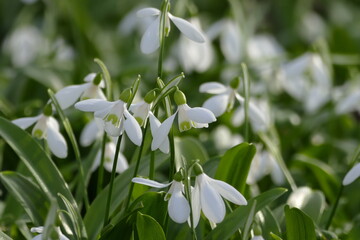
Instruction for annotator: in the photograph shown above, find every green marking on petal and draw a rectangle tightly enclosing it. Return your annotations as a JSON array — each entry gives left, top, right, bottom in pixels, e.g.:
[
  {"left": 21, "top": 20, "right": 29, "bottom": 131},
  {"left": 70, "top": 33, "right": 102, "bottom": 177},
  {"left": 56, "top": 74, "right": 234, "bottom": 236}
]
[
  {"left": 179, "top": 121, "right": 191, "bottom": 132},
  {"left": 105, "top": 157, "right": 112, "bottom": 163},
  {"left": 135, "top": 117, "right": 144, "bottom": 126},
  {"left": 33, "top": 129, "right": 43, "bottom": 139},
  {"left": 106, "top": 114, "right": 119, "bottom": 125}
]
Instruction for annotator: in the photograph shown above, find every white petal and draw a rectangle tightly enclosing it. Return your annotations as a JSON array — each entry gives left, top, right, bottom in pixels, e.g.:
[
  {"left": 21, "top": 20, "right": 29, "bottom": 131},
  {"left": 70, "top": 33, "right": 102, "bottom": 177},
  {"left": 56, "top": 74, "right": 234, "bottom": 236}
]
[
  {"left": 203, "top": 94, "right": 229, "bottom": 117},
  {"left": 104, "top": 148, "right": 128, "bottom": 174},
  {"left": 94, "top": 104, "right": 116, "bottom": 119},
  {"left": 149, "top": 113, "right": 170, "bottom": 154},
  {"left": 168, "top": 182, "right": 190, "bottom": 223},
  {"left": 335, "top": 91, "right": 360, "bottom": 114},
  {"left": 210, "top": 178, "right": 247, "bottom": 205},
  {"left": 140, "top": 16, "right": 160, "bottom": 54},
  {"left": 55, "top": 83, "right": 90, "bottom": 109},
  {"left": 187, "top": 107, "right": 216, "bottom": 124},
  {"left": 132, "top": 177, "right": 171, "bottom": 188},
  {"left": 220, "top": 21, "right": 242, "bottom": 63},
  {"left": 47, "top": 121, "right": 68, "bottom": 158},
  {"left": 168, "top": 14, "right": 205, "bottom": 43},
  {"left": 191, "top": 181, "right": 201, "bottom": 227},
  {"left": 343, "top": 163, "right": 360, "bottom": 186},
  {"left": 12, "top": 115, "right": 40, "bottom": 129},
  {"left": 151, "top": 113, "right": 176, "bottom": 151},
  {"left": 158, "top": 137, "right": 170, "bottom": 154},
  {"left": 124, "top": 110, "right": 142, "bottom": 146},
  {"left": 199, "top": 82, "right": 227, "bottom": 94},
  {"left": 32, "top": 235, "right": 43, "bottom": 240},
  {"left": 80, "top": 120, "right": 101, "bottom": 147},
  {"left": 199, "top": 174, "right": 226, "bottom": 223},
  {"left": 136, "top": 8, "right": 161, "bottom": 18},
  {"left": 30, "top": 226, "right": 44, "bottom": 233},
  {"left": 104, "top": 120, "right": 122, "bottom": 137},
  {"left": 231, "top": 106, "right": 245, "bottom": 127},
  {"left": 75, "top": 99, "right": 113, "bottom": 112}
]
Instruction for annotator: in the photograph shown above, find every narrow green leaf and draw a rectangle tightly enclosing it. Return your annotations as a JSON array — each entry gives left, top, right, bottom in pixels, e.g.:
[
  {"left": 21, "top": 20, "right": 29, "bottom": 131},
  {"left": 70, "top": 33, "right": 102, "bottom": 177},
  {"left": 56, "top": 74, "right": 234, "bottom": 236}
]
[
  {"left": 284, "top": 205, "right": 316, "bottom": 240},
  {"left": 94, "top": 58, "right": 112, "bottom": 100},
  {"left": 136, "top": 212, "right": 166, "bottom": 240},
  {"left": 43, "top": 199, "right": 59, "bottom": 240},
  {"left": 0, "top": 171, "right": 49, "bottom": 225},
  {"left": 270, "top": 232, "right": 283, "bottom": 240},
  {"left": 58, "top": 193, "right": 87, "bottom": 239},
  {"left": 242, "top": 200, "right": 257, "bottom": 240},
  {"left": 205, "top": 188, "right": 287, "bottom": 240},
  {"left": 261, "top": 207, "right": 282, "bottom": 239},
  {"left": 215, "top": 142, "right": 256, "bottom": 193},
  {"left": 0, "top": 230, "right": 13, "bottom": 240},
  {"left": 0, "top": 117, "right": 78, "bottom": 230}
]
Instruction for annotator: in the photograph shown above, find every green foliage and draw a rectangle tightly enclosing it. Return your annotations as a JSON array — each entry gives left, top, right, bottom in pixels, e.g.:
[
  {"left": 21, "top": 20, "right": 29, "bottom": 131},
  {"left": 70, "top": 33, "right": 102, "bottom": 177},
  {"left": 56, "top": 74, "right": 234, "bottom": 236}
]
[{"left": 284, "top": 205, "right": 317, "bottom": 240}]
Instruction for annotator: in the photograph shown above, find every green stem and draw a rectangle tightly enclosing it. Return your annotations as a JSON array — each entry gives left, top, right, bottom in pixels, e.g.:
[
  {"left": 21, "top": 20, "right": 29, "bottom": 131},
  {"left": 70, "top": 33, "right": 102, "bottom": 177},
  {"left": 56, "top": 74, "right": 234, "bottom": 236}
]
[
  {"left": 158, "top": 1, "right": 169, "bottom": 79},
  {"left": 48, "top": 89, "right": 90, "bottom": 210},
  {"left": 325, "top": 184, "right": 343, "bottom": 229},
  {"left": 97, "top": 133, "right": 107, "bottom": 194},
  {"left": 184, "top": 174, "right": 197, "bottom": 240},
  {"left": 242, "top": 64, "right": 250, "bottom": 143},
  {"left": 94, "top": 58, "right": 112, "bottom": 100},
  {"left": 123, "top": 124, "right": 149, "bottom": 211},
  {"left": 103, "top": 135, "right": 123, "bottom": 227}
]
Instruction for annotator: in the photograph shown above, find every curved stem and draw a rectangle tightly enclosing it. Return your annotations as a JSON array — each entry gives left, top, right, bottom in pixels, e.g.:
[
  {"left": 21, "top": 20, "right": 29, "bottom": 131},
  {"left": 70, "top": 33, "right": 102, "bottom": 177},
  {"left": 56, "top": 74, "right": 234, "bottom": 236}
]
[
  {"left": 325, "top": 184, "right": 343, "bottom": 229},
  {"left": 241, "top": 64, "right": 250, "bottom": 143},
  {"left": 103, "top": 135, "right": 123, "bottom": 227},
  {"left": 97, "top": 133, "right": 107, "bottom": 194}
]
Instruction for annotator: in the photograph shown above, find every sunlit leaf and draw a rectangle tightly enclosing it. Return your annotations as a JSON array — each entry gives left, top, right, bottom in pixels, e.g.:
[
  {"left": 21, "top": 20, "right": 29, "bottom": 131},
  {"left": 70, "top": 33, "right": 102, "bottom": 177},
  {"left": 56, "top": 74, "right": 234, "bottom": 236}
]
[{"left": 284, "top": 205, "right": 316, "bottom": 240}]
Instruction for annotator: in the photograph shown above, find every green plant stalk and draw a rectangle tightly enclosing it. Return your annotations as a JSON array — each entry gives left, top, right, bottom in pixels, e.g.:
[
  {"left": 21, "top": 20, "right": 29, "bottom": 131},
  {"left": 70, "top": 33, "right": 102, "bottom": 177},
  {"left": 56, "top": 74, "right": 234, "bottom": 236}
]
[
  {"left": 259, "top": 132, "right": 297, "bottom": 191},
  {"left": 48, "top": 89, "right": 90, "bottom": 210},
  {"left": 325, "top": 184, "right": 343, "bottom": 230},
  {"left": 123, "top": 125, "right": 149, "bottom": 211},
  {"left": 242, "top": 64, "right": 250, "bottom": 143},
  {"left": 184, "top": 175, "right": 197, "bottom": 240},
  {"left": 149, "top": 108, "right": 159, "bottom": 180},
  {"left": 97, "top": 133, "right": 107, "bottom": 194},
  {"left": 158, "top": 0, "right": 169, "bottom": 79},
  {"left": 103, "top": 135, "right": 123, "bottom": 227},
  {"left": 94, "top": 58, "right": 112, "bottom": 100}
]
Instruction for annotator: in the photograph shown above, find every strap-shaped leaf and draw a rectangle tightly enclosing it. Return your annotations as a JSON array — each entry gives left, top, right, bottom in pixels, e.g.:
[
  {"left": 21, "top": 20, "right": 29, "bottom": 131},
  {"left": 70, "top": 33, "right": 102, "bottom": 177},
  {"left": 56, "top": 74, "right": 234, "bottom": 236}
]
[
  {"left": 285, "top": 205, "right": 316, "bottom": 240},
  {"left": 136, "top": 212, "right": 166, "bottom": 240}
]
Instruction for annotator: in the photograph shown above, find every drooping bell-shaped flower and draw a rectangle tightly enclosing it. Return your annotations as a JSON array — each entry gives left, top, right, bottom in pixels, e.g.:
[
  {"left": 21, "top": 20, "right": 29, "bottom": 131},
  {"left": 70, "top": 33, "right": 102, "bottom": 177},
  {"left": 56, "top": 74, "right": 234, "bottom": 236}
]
[
  {"left": 191, "top": 164, "right": 247, "bottom": 227},
  {"left": 31, "top": 226, "right": 69, "bottom": 240},
  {"left": 12, "top": 104, "right": 68, "bottom": 158},
  {"left": 75, "top": 88, "right": 142, "bottom": 146},
  {"left": 55, "top": 73, "right": 106, "bottom": 109},
  {"left": 137, "top": 5, "right": 205, "bottom": 54},
  {"left": 151, "top": 90, "right": 216, "bottom": 152},
  {"left": 132, "top": 171, "right": 190, "bottom": 223},
  {"left": 343, "top": 163, "right": 360, "bottom": 186},
  {"left": 91, "top": 140, "right": 128, "bottom": 174}
]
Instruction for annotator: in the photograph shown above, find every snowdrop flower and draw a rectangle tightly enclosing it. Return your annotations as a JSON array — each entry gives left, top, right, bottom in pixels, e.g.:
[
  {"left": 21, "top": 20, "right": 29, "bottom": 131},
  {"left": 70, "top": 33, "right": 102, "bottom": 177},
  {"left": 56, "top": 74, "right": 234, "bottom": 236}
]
[
  {"left": 279, "top": 53, "right": 331, "bottom": 113},
  {"left": 55, "top": 73, "right": 106, "bottom": 109},
  {"left": 75, "top": 88, "right": 142, "bottom": 146},
  {"left": 343, "top": 163, "right": 360, "bottom": 186},
  {"left": 137, "top": 6, "right": 205, "bottom": 54},
  {"left": 91, "top": 140, "right": 128, "bottom": 174},
  {"left": 149, "top": 112, "right": 170, "bottom": 154},
  {"left": 130, "top": 90, "right": 157, "bottom": 127},
  {"left": 200, "top": 78, "right": 241, "bottom": 117},
  {"left": 207, "top": 19, "right": 243, "bottom": 64},
  {"left": 191, "top": 163, "right": 247, "bottom": 227},
  {"left": 79, "top": 118, "right": 103, "bottom": 147},
  {"left": 12, "top": 104, "right": 68, "bottom": 158},
  {"left": 151, "top": 90, "right": 216, "bottom": 152},
  {"left": 333, "top": 80, "right": 360, "bottom": 115},
  {"left": 31, "top": 226, "right": 69, "bottom": 240},
  {"left": 177, "top": 17, "right": 214, "bottom": 73},
  {"left": 247, "top": 145, "right": 284, "bottom": 185},
  {"left": 251, "top": 235, "right": 265, "bottom": 240},
  {"left": 132, "top": 172, "right": 190, "bottom": 223}
]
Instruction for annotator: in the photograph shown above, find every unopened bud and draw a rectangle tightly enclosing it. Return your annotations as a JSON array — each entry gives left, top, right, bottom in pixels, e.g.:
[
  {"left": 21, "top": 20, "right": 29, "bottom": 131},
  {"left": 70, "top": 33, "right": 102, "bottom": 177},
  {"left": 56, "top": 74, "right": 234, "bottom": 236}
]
[
  {"left": 119, "top": 88, "right": 132, "bottom": 103},
  {"left": 144, "top": 90, "right": 157, "bottom": 104},
  {"left": 174, "top": 89, "right": 187, "bottom": 105}
]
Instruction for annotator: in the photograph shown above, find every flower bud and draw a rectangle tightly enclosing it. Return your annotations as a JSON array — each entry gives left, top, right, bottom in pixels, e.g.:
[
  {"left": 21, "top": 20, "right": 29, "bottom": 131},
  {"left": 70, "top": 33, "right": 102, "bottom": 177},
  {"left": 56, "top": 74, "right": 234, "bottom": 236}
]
[
  {"left": 174, "top": 89, "right": 187, "bottom": 105},
  {"left": 119, "top": 88, "right": 132, "bottom": 103},
  {"left": 92, "top": 73, "right": 102, "bottom": 85},
  {"left": 173, "top": 170, "right": 184, "bottom": 182},
  {"left": 43, "top": 104, "right": 53, "bottom": 116},
  {"left": 230, "top": 77, "right": 240, "bottom": 89},
  {"left": 193, "top": 163, "right": 204, "bottom": 176},
  {"left": 144, "top": 90, "right": 157, "bottom": 104}
]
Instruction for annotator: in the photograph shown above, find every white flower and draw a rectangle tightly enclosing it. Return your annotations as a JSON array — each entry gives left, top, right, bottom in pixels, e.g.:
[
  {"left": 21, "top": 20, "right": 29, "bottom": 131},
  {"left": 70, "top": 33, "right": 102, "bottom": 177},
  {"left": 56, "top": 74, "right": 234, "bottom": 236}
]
[
  {"left": 74, "top": 98, "right": 142, "bottom": 146},
  {"left": 251, "top": 235, "right": 265, "bottom": 240},
  {"left": 132, "top": 177, "right": 190, "bottom": 223},
  {"left": 191, "top": 172, "right": 247, "bottom": 227},
  {"left": 343, "top": 163, "right": 360, "bottom": 186},
  {"left": 177, "top": 17, "right": 214, "bottom": 73},
  {"left": 130, "top": 100, "right": 152, "bottom": 127},
  {"left": 137, "top": 7, "right": 205, "bottom": 54},
  {"left": 91, "top": 141, "right": 128, "bottom": 174},
  {"left": 79, "top": 118, "right": 103, "bottom": 147},
  {"left": 149, "top": 112, "right": 170, "bottom": 154},
  {"left": 55, "top": 73, "right": 106, "bottom": 109},
  {"left": 247, "top": 145, "right": 284, "bottom": 185},
  {"left": 207, "top": 19, "right": 243, "bottom": 64},
  {"left": 12, "top": 113, "right": 68, "bottom": 158},
  {"left": 200, "top": 81, "right": 239, "bottom": 117},
  {"left": 279, "top": 53, "right": 331, "bottom": 113},
  {"left": 31, "top": 226, "right": 69, "bottom": 240}
]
